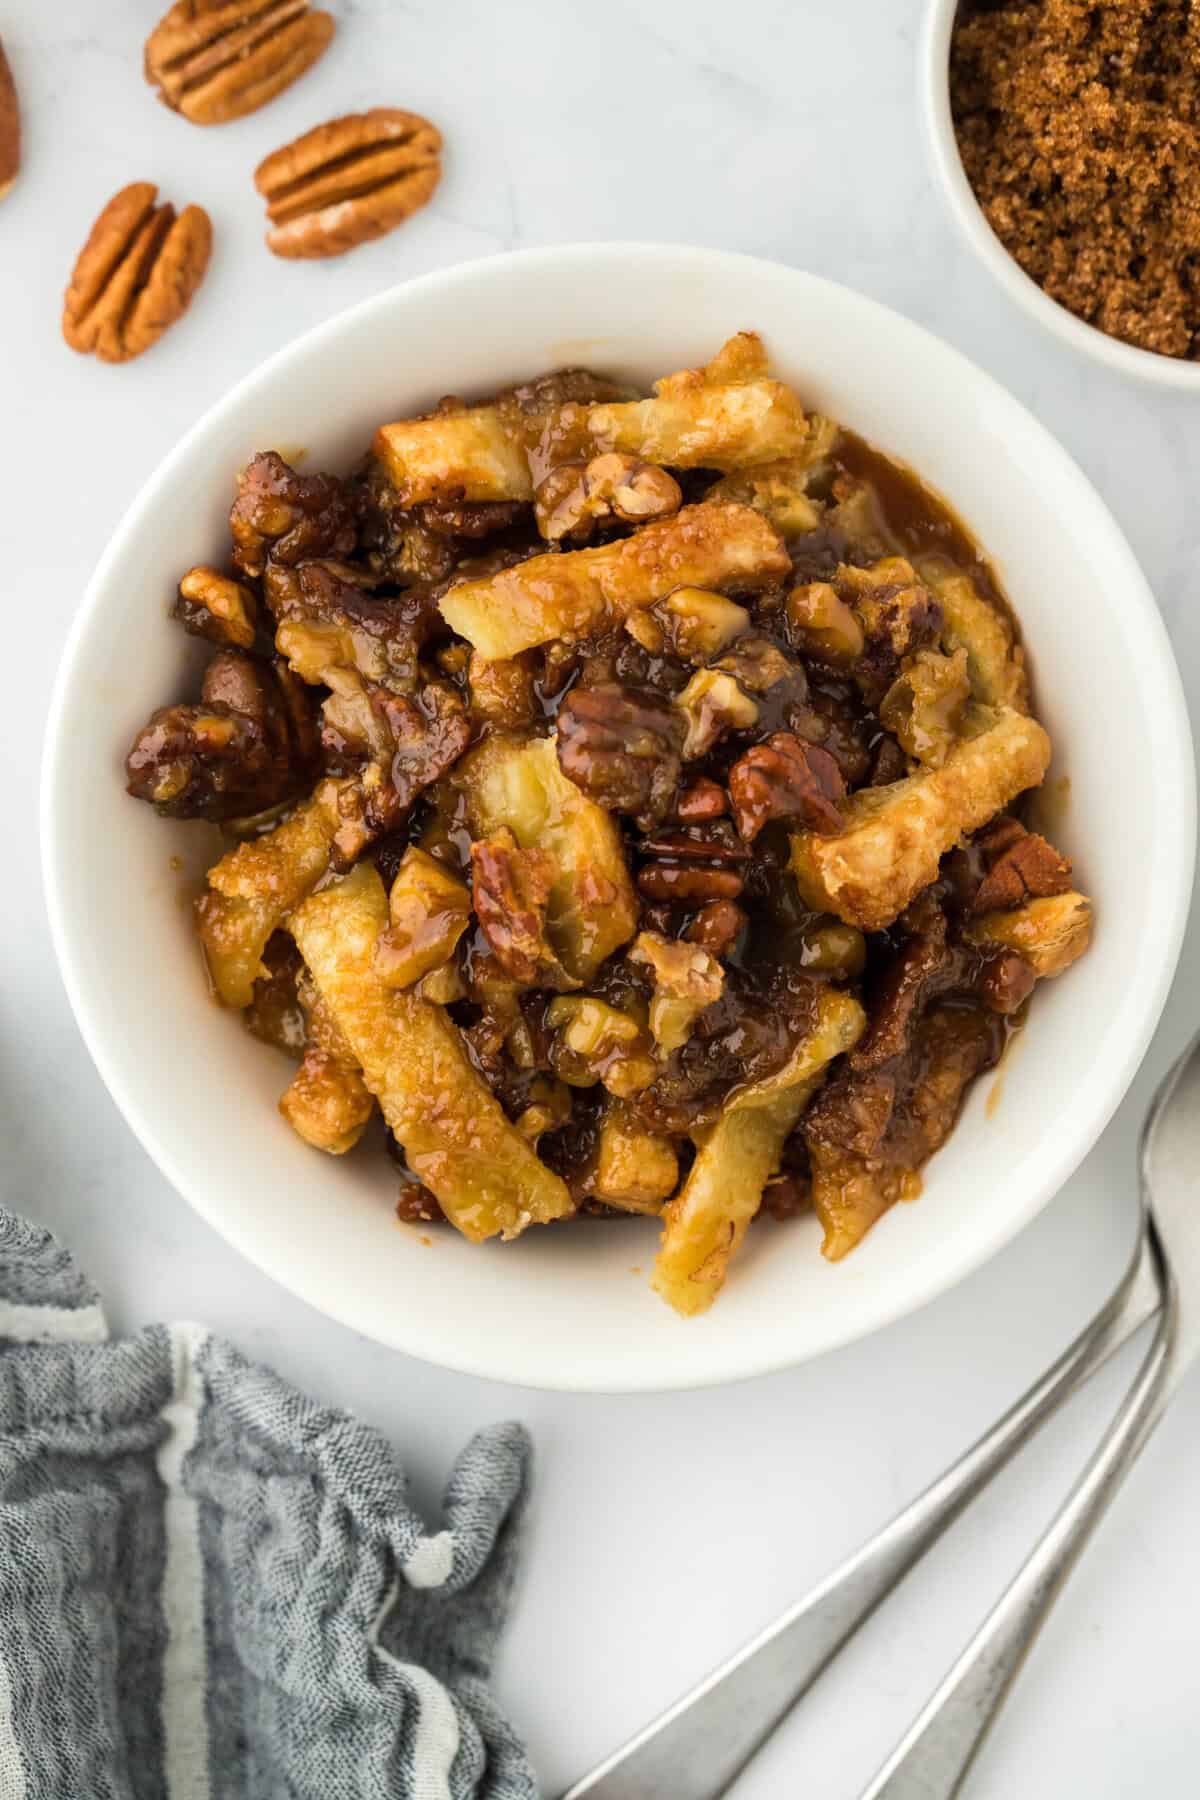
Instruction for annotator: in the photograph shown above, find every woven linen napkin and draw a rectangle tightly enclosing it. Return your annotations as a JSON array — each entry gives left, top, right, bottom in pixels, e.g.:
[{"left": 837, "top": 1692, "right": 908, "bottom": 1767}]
[{"left": 0, "top": 1207, "right": 538, "bottom": 1800}]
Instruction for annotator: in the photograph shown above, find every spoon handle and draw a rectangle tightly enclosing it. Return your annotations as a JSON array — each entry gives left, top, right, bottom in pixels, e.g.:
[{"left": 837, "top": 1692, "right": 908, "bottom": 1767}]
[
  {"left": 860, "top": 1231, "right": 1174, "bottom": 1800},
  {"left": 562, "top": 1235, "right": 1160, "bottom": 1800}
]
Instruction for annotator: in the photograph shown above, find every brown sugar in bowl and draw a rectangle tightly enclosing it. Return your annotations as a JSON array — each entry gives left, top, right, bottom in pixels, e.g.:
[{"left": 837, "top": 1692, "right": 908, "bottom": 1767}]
[{"left": 920, "top": 0, "right": 1200, "bottom": 389}]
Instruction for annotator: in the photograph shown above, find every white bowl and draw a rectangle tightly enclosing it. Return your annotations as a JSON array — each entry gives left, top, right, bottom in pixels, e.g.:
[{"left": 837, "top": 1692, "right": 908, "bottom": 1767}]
[
  {"left": 42, "top": 245, "right": 1195, "bottom": 1391},
  {"left": 921, "top": 0, "right": 1200, "bottom": 390}
]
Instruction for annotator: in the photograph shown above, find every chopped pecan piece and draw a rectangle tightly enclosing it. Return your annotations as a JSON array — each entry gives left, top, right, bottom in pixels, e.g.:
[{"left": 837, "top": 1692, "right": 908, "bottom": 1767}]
[
  {"left": 173, "top": 565, "right": 259, "bottom": 649},
  {"left": 978, "top": 949, "right": 1037, "bottom": 1015},
  {"left": 638, "top": 823, "right": 750, "bottom": 865},
  {"left": 501, "top": 367, "right": 635, "bottom": 416},
  {"left": 419, "top": 497, "right": 527, "bottom": 539},
  {"left": 728, "top": 732, "right": 845, "bottom": 842},
  {"left": 631, "top": 963, "right": 823, "bottom": 1135},
  {"left": 628, "top": 929, "right": 725, "bottom": 1052},
  {"left": 806, "top": 1003, "right": 1004, "bottom": 1261},
  {"left": 125, "top": 650, "right": 318, "bottom": 819},
  {"left": 535, "top": 453, "right": 682, "bottom": 543},
  {"left": 396, "top": 1175, "right": 446, "bottom": 1224},
  {"left": 355, "top": 454, "right": 531, "bottom": 582},
  {"left": 637, "top": 861, "right": 745, "bottom": 905},
  {"left": 849, "top": 896, "right": 966, "bottom": 1071},
  {"left": 674, "top": 668, "right": 759, "bottom": 759},
  {"left": 326, "top": 679, "right": 472, "bottom": 864},
  {"left": 230, "top": 451, "right": 356, "bottom": 577},
  {"left": 199, "top": 645, "right": 319, "bottom": 765},
  {"left": 786, "top": 581, "right": 864, "bottom": 663},
  {"left": 638, "top": 822, "right": 749, "bottom": 904},
  {"left": 468, "top": 650, "right": 537, "bottom": 731},
  {"left": 144, "top": 1, "right": 334, "bottom": 126},
  {"left": 255, "top": 109, "right": 442, "bottom": 259},
  {"left": 591, "top": 1103, "right": 679, "bottom": 1211},
  {"left": 880, "top": 648, "right": 970, "bottom": 767},
  {"left": 125, "top": 706, "right": 270, "bottom": 818},
  {"left": 243, "top": 933, "right": 306, "bottom": 1055},
  {"left": 546, "top": 996, "right": 658, "bottom": 1099},
  {"left": 416, "top": 959, "right": 467, "bottom": 1005},
  {"left": 272, "top": 560, "right": 437, "bottom": 692},
  {"left": 805, "top": 1064, "right": 895, "bottom": 1162},
  {"left": 795, "top": 919, "right": 867, "bottom": 979},
  {"left": 62, "top": 183, "right": 212, "bottom": 363},
  {"left": 471, "top": 828, "right": 578, "bottom": 990},
  {"left": 713, "top": 636, "right": 804, "bottom": 696},
  {"left": 970, "top": 818, "right": 1073, "bottom": 915},
  {"left": 513, "top": 1077, "right": 574, "bottom": 1146},
  {"left": 650, "top": 587, "right": 750, "bottom": 662},
  {"left": 556, "top": 681, "right": 684, "bottom": 829},
  {"left": 675, "top": 777, "right": 727, "bottom": 821},
  {"left": 836, "top": 557, "right": 943, "bottom": 704},
  {"left": 685, "top": 899, "right": 746, "bottom": 957}
]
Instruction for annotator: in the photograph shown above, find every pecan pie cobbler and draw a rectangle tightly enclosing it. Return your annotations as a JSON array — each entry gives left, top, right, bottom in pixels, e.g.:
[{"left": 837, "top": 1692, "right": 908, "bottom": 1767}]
[{"left": 125, "top": 333, "right": 1092, "bottom": 1315}]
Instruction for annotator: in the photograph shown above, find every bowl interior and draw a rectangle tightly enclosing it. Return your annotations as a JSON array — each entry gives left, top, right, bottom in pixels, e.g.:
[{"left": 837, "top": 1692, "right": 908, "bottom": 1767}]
[{"left": 43, "top": 247, "right": 1194, "bottom": 1390}]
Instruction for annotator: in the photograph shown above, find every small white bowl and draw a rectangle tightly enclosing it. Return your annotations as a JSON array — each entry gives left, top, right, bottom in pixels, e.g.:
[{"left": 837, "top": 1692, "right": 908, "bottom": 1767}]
[
  {"left": 922, "top": 0, "right": 1200, "bottom": 389},
  {"left": 42, "top": 245, "right": 1195, "bottom": 1391}
]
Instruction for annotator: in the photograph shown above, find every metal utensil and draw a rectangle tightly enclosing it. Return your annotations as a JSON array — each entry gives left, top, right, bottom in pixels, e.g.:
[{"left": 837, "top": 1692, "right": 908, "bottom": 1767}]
[
  {"left": 862, "top": 1029, "right": 1200, "bottom": 1797},
  {"left": 563, "top": 1033, "right": 1199, "bottom": 1800}
]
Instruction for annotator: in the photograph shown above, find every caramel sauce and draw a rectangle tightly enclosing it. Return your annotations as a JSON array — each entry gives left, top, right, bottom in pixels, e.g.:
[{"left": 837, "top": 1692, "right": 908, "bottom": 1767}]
[{"left": 836, "top": 430, "right": 1009, "bottom": 615}]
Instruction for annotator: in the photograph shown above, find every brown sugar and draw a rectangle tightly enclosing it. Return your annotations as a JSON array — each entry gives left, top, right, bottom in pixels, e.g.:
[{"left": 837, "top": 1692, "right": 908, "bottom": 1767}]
[{"left": 949, "top": 0, "right": 1200, "bottom": 360}]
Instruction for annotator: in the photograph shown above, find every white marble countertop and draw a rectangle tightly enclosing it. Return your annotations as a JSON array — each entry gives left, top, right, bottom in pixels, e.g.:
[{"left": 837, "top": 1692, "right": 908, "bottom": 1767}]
[{"left": 4, "top": 2, "right": 1199, "bottom": 1793}]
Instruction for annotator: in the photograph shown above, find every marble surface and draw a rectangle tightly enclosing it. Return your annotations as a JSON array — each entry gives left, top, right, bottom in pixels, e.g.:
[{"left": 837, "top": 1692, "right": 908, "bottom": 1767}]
[{"left": 4, "top": 2, "right": 1199, "bottom": 1793}]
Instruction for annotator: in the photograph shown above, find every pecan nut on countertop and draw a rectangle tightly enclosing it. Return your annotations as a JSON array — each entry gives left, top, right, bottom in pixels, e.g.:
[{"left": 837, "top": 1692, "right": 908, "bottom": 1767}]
[
  {"left": 144, "top": 0, "right": 334, "bottom": 126},
  {"left": 255, "top": 109, "right": 442, "bottom": 259},
  {"left": 0, "top": 38, "right": 19, "bottom": 201},
  {"left": 62, "top": 182, "right": 212, "bottom": 363}
]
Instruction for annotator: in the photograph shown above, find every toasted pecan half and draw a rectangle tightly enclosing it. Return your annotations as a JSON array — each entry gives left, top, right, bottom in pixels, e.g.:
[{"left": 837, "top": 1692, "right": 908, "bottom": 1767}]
[
  {"left": 0, "top": 39, "right": 18, "bottom": 201},
  {"left": 255, "top": 108, "right": 442, "bottom": 259},
  {"left": 62, "top": 183, "right": 212, "bottom": 363},
  {"left": 145, "top": 0, "right": 334, "bottom": 125}
]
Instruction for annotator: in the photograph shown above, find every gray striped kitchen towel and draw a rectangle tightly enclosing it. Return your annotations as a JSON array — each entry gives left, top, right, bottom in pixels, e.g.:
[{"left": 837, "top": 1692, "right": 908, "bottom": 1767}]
[{"left": 0, "top": 1207, "right": 538, "bottom": 1800}]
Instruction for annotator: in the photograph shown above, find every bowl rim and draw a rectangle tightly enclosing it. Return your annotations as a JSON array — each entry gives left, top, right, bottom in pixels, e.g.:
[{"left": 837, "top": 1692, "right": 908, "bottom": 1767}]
[
  {"left": 920, "top": 0, "right": 1200, "bottom": 390},
  {"left": 41, "top": 243, "right": 1197, "bottom": 1390}
]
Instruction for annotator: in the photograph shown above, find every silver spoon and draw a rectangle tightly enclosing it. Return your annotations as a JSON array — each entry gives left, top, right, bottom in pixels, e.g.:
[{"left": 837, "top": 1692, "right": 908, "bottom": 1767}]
[
  {"left": 861, "top": 1028, "right": 1199, "bottom": 1796},
  {"left": 563, "top": 1032, "right": 1198, "bottom": 1800}
]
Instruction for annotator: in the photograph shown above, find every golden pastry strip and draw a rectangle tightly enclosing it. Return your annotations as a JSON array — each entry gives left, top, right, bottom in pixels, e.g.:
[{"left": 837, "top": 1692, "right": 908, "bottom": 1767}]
[
  {"left": 373, "top": 375, "right": 809, "bottom": 507},
  {"left": 373, "top": 848, "right": 471, "bottom": 990},
  {"left": 965, "top": 891, "right": 1093, "bottom": 977},
  {"left": 289, "top": 864, "right": 572, "bottom": 1239},
  {"left": 196, "top": 781, "right": 341, "bottom": 1006},
  {"left": 279, "top": 981, "right": 374, "bottom": 1155},
  {"left": 789, "top": 707, "right": 1052, "bottom": 931},
  {"left": 653, "top": 988, "right": 866, "bottom": 1317},
  {"left": 374, "top": 407, "right": 534, "bottom": 505},
  {"left": 439, "top": 502, "right": 790, "bottom": 658},
  {"left": 917, "top": 557, "right": 1028, "bottom": 710}
]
